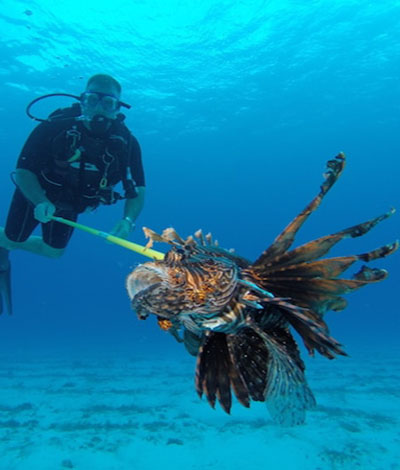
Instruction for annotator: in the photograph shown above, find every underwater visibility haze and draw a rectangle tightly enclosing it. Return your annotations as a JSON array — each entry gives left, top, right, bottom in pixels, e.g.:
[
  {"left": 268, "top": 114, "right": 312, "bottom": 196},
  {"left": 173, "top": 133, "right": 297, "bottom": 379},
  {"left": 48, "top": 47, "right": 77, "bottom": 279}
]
[{"left": 0, "top": 1, "right": 399, "bottom": 469}]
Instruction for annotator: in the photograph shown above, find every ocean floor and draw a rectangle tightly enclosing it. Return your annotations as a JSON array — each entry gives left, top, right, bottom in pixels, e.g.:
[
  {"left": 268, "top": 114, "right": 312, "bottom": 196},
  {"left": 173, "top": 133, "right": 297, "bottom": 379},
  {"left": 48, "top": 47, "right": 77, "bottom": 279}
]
[{"left": 0, "top": 345, "right": 399, "bottom": 470}]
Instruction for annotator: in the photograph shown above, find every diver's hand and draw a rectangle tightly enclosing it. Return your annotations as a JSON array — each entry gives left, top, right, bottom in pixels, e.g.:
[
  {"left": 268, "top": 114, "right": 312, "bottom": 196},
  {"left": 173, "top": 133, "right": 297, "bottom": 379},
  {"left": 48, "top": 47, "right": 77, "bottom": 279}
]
[
  {"left": 34, "top": 201, "right": 56, "bottom": 223},
  {"left": 110, "top": 218, "right": 135, "bottom": 240}
]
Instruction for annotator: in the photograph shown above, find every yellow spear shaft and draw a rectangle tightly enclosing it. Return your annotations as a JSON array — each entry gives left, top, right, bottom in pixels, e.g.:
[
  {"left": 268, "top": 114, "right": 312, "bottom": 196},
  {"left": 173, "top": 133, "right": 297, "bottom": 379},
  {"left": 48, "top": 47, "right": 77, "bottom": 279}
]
[{"left": 50, "top": 216, "right": 165, "bottom": 260}]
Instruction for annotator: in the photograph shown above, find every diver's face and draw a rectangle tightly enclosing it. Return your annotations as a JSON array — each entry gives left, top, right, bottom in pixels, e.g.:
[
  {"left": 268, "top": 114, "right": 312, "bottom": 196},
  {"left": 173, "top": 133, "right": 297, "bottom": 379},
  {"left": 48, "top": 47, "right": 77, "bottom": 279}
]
[{"left": 81, "top": 83, "right": 121, "bottom": 121}]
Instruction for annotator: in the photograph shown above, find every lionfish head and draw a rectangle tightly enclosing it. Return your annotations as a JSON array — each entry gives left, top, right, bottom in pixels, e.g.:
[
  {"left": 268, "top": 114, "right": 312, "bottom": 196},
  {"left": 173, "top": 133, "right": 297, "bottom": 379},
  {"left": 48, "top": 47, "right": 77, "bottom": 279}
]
[
  {"left": 126, "top": 252, "right": 190, "bottom": 321},
  {"left": 126, "top": 242, "right": 241, "bottom": 329},
  {"left": 126, "top": 262, "right": 169, "bottom": 301}
]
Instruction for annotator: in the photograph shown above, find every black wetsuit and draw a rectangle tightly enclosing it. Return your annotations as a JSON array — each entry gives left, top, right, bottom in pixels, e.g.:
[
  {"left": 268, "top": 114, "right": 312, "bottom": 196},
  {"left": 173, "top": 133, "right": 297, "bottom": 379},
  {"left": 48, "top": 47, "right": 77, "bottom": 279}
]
[{"left": 5, "top": 105, "right": 145, "bottom": 249}]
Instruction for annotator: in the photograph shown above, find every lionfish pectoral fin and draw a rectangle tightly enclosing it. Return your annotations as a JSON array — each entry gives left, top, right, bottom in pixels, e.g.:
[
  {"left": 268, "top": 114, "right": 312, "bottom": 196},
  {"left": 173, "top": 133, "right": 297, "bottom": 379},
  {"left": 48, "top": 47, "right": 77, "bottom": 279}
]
[
  {"left": 195, "top": 332, "right": 249, "bottom": 413},
  {"left": 182, "top": 328, "right": 203, "bottom": 356},
  {"left": 249, "top": 322, "right": 316, "bottom": 426},
  {"left": 164, "top": 322, "right": 184, "bottom": 342},
  {"left": 196, "top": 322, "right": 316, "bottom": 424},
  {"left": 226, "top": 329, "right": 269, "bottom": 403}
]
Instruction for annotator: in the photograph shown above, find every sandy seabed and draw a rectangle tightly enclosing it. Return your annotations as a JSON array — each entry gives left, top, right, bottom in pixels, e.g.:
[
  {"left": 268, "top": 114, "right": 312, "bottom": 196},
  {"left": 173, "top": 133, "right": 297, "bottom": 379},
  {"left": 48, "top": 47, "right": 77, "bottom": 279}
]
[{"left": 0, "top": 345, "right": 398, "bottom": 470}]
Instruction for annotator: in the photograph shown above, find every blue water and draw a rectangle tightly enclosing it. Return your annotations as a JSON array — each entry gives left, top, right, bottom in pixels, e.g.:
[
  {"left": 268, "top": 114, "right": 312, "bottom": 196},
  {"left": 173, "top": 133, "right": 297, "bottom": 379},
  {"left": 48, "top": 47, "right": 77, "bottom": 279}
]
[{"left": 0, "top": 1, "right": 399, "bottom": 469}]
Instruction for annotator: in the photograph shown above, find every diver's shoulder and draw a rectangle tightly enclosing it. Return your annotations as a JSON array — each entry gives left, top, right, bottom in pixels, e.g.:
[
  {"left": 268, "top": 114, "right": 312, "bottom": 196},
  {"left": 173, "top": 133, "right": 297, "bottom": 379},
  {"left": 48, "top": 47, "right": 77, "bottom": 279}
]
[
  {"left": 114, "top": 117, "right": 140, "bottom": 144},
  {"left": 47, "top": 103, "right": 82, "bottom": 122},
  {"left": 31, "top": 104, "right": 82, "bottom": 135}
]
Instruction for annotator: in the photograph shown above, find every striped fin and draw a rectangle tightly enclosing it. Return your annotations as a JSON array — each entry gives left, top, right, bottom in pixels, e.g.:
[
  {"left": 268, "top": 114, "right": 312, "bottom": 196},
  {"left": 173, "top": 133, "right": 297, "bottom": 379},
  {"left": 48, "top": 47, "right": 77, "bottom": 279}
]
[
  {"left": 250, "top": 323, "right": 316, "bottom": 425},
  {"left": 254, "top": 153, "right": 346, "bottom": 265},
  {"left": 195, "top": 332, "right": 249, "bottom": 413},
  {"left": 254, "top": 210, "right": 396, "bottom": 270}
]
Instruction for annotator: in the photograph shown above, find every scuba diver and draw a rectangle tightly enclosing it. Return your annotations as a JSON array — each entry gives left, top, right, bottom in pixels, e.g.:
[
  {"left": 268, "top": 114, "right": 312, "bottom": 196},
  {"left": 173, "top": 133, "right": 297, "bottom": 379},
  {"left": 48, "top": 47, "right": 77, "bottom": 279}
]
[{"left": 0, "top": 74, "right": 146, "bottom": 314}]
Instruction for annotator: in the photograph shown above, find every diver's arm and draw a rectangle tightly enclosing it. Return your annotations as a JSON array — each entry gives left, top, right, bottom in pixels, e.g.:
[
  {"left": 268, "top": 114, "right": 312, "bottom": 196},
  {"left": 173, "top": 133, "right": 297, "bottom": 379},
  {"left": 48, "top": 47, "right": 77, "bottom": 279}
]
[
  {"left": 110, "top": 187, "right": 145, "bottom": 239},
  {"left": 15, "top": 169, "right": 55, "bottom": 223},
  {"left": 123, "top": 186, "right": 145, "bottom": 223},
  {"left": 14, "top": 169, "right": 50, "bottom": 206}
]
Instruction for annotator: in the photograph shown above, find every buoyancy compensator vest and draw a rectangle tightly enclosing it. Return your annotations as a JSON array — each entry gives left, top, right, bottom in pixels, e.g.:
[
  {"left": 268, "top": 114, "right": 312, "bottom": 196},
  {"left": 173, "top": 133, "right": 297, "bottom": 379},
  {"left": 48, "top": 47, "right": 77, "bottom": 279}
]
[{"left": 39, "top": 104, "right": 137, "bottom": 213}]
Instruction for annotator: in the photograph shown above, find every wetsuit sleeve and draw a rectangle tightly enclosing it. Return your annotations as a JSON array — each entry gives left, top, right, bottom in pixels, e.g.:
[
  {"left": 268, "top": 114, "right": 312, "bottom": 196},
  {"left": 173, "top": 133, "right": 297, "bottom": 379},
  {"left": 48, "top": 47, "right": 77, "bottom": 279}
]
[
  {"left": 128, "top": 134, "right": 145, "bottom": 187},
  {"left": 16, "top": 122, "right": 53, "bottom": 175}
]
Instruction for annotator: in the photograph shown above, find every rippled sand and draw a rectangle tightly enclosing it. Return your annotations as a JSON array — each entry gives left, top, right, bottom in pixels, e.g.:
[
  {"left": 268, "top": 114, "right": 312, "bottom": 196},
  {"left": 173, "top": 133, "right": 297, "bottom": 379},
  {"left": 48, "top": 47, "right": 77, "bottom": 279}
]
[{"left": 0, "top": 346, "right": 399, "bottom": 470}]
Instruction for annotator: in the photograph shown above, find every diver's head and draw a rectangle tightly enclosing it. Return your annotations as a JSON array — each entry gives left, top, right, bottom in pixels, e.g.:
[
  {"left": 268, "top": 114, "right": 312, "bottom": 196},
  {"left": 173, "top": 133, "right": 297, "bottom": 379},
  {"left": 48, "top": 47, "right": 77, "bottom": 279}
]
[{"left": 80, "top": 74, "right": 122, "bottom": 134}]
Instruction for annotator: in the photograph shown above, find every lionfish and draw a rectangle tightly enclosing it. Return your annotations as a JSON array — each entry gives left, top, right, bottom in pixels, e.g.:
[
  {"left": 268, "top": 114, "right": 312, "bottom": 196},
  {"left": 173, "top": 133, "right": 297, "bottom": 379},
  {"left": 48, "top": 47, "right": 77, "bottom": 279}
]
[{"left": 126, "top": 153, "right": 397, "bottom": 425}]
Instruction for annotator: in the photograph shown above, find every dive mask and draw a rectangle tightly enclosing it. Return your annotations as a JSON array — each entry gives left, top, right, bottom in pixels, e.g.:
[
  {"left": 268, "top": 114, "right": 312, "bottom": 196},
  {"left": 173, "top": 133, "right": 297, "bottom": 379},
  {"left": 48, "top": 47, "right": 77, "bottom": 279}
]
[{"left": 81, "top": 91, "right": 121, "bottom": 113}]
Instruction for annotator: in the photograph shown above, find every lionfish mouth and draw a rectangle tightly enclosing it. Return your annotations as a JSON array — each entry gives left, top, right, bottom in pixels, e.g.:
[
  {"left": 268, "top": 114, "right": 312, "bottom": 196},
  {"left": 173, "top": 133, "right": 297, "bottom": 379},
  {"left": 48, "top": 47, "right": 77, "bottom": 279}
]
[{"left": 126, "top": 263, "right": 167, "bottom": 300}]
